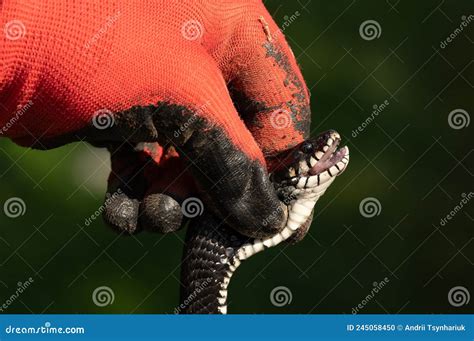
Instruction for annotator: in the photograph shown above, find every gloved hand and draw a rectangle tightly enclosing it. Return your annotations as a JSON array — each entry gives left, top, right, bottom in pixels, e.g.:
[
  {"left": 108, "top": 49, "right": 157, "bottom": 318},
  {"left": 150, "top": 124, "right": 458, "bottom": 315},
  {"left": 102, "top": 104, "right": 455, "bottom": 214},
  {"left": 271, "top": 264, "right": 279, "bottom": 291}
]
[{"left": 0, "top": 0, "right": 311, "bottom": 238}]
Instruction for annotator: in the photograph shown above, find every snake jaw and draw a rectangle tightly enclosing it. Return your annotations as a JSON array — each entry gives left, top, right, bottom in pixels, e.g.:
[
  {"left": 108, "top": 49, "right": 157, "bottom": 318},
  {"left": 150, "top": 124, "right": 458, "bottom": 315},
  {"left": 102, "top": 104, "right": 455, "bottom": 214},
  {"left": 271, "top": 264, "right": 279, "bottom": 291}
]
[
  {"left": 309, "top": 144, "right": 349, "bottom": 176},
  {"left": 272, "top": 130, "right": 349, "bottom": 189}
]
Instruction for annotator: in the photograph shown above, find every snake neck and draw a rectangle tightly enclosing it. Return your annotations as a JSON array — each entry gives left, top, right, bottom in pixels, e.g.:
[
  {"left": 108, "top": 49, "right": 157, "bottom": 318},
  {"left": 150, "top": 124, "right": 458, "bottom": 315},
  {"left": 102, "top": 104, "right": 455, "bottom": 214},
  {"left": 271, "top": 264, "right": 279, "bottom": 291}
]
[
  {"left": 178, "top": 217, "right": 248, "bottom": 314},
  {"left": 178, "top": 195, "right": 322, "bottom": 314}
]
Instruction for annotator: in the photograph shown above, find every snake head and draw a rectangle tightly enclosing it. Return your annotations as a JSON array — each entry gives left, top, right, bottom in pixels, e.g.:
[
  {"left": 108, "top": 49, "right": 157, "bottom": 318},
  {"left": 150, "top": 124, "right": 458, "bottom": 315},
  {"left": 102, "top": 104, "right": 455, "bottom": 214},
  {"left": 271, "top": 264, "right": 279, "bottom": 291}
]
[
  {"left": 271, "top": 130, "right": 350, "bottom": 188},
  {"left": 267, "top": 130, "right": 350, "bottom": 244}
]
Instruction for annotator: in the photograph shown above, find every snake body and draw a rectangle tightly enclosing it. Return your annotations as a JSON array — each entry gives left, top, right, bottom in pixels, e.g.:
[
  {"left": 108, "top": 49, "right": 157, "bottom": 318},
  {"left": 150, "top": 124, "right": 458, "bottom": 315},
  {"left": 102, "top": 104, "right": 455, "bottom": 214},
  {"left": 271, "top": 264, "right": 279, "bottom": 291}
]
[{"left": 179, "top": 130, "right": 349, "bottom": 314}]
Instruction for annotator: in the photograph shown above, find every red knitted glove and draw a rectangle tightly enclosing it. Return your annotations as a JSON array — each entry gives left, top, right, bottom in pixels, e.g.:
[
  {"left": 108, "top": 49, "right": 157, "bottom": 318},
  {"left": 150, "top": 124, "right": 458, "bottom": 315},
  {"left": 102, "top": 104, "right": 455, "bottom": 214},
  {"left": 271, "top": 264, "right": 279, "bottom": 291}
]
[{"left": 0, "top": 0, "right": 310, "bottom": 238}]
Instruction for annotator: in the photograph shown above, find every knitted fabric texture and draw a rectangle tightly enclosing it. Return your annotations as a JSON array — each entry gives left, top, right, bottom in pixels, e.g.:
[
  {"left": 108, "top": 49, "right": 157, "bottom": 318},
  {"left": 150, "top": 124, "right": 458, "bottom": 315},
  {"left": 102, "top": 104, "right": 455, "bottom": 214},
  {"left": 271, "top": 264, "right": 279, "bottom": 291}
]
[{"left": 0, "top": 0, "right": 310, "bottom": 166}]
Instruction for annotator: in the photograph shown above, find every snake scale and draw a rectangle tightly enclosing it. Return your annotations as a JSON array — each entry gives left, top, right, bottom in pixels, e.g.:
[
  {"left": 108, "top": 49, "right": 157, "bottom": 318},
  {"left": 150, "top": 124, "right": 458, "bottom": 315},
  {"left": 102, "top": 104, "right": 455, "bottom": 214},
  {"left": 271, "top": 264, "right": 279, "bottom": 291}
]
[{"left": 179, "top": 130, "right": 349, "bottom": 314}]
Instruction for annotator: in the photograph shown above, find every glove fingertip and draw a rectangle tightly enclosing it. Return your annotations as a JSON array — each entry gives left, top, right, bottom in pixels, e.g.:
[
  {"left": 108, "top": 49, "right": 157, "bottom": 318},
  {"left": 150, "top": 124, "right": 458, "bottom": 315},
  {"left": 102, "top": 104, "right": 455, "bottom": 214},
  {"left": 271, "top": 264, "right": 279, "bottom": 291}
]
[
  {"left": 103, "top": 193, "right": 141, "bottom": 235},
  {"left": 139, "top": 193, "right": 183, "bottom": 234}
]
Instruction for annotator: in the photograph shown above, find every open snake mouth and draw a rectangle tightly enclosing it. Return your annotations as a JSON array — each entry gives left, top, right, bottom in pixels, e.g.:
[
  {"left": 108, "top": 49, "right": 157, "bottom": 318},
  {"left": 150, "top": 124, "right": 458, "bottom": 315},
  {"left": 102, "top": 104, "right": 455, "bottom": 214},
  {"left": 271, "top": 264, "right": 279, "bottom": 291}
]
[{"left": 272, "top": 130, "right": 349, "bottom": 189}]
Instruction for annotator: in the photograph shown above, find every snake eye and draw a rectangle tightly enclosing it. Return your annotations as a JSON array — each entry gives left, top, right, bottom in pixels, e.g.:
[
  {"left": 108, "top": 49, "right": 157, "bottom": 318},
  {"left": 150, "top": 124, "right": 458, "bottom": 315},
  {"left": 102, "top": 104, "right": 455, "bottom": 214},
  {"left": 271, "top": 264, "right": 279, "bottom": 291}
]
[{"left": 301, "top": 142, "right": 313, "bottom": 154}]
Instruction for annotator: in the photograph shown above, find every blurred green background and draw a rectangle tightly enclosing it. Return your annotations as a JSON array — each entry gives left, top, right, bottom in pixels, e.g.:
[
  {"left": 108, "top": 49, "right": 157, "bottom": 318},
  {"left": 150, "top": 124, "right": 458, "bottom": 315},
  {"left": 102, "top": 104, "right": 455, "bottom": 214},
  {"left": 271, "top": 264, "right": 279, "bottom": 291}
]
[{"left": 1, "top": 0, "right": 472, "bottom": 314}]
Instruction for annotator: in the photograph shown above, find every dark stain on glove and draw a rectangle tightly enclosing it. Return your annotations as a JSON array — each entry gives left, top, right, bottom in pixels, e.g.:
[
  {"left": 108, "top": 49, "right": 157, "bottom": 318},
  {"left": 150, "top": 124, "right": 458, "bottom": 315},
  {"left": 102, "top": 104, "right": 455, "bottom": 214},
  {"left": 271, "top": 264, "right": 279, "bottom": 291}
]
[{"left": 37, "top": 102, "right": 287, "bottom": 239}]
